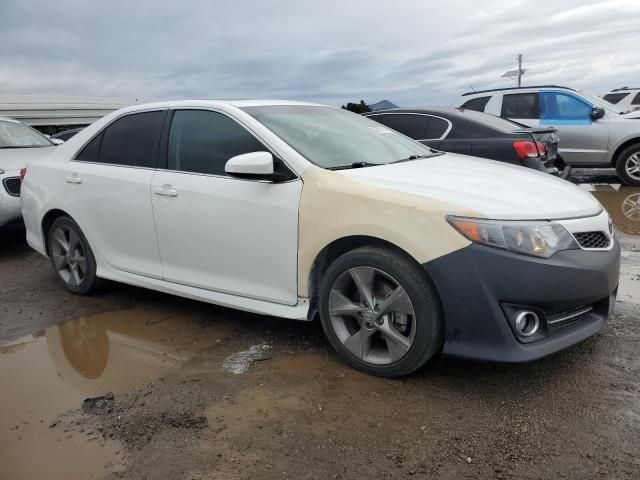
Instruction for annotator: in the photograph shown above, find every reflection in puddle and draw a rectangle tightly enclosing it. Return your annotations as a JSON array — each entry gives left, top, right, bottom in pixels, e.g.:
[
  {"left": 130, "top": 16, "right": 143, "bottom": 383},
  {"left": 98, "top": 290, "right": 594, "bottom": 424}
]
[
  {"left": 590, "top": 186, "right": 640, "bottom": 237},
  {"left": 0, "top": 307, "right": 230, "bottom": 480}
]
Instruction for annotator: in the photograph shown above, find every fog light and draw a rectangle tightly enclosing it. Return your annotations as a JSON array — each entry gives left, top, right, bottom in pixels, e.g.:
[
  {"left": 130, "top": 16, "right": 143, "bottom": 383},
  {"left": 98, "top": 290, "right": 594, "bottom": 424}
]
[{"left": 514, "top": 311, "right": 540, "bottom": 337}]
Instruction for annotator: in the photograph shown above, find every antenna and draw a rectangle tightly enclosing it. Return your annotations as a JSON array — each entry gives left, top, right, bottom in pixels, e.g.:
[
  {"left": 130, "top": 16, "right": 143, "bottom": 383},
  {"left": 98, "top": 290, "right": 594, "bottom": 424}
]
[{"left": 501, "top": 54, "right": 526, "bottom": 87}]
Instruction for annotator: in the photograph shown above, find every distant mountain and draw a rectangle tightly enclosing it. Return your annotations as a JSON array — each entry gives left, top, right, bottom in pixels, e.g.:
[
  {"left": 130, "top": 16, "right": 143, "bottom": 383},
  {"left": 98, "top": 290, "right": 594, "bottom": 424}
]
[{"left": 369, "top": 100, "right": 398, "bottom": 111}]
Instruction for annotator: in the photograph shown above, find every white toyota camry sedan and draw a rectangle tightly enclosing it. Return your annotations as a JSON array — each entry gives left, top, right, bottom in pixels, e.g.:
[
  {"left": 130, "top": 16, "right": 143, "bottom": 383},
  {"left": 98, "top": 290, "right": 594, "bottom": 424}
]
[{"left": 21, "top": 100, "right": 620, "bottom": 376}]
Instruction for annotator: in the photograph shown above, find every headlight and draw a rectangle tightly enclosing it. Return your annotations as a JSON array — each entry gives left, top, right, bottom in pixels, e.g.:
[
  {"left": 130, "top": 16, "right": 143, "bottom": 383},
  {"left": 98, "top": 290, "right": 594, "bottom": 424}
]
[{"left": 447, "top": 216, "right": 579, "bottom": 258}]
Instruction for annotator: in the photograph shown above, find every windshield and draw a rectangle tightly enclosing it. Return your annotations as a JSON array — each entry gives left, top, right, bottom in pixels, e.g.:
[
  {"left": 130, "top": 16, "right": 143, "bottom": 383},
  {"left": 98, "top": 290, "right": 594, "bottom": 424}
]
[
  {"left": 0, "top": 120, "right": 53, "bottom": 148},
  {"left": 241, "top": 105, "right": 437, "bottom": 169},
  {"left": 578, "top": 91, "right": 623, "bottom": 114}
]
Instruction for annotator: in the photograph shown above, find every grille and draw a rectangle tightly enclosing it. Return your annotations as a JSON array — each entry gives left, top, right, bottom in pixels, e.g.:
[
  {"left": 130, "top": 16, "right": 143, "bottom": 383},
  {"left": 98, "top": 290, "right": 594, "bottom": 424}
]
[
  {"left": 3, "top": 177, "right": 21, "bottom": 197},
  {"left": 574, "top": 231, "right": 610, "bottom": 249},
  {"left": 547, "top": 306, "right": 593, "bottom": 332}
]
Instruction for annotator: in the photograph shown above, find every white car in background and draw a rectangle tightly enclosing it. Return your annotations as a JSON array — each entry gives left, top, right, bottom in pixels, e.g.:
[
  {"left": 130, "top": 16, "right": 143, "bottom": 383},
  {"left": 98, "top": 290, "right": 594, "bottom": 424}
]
[
  {"left": 603, "top": 87, "right": 640, "bottom": 113},
  {"left": 20, "top": 100, "right": 619, "bottom": 377},
  {"left": 0, "top": 117, "right": 56, "bottom": 227}
]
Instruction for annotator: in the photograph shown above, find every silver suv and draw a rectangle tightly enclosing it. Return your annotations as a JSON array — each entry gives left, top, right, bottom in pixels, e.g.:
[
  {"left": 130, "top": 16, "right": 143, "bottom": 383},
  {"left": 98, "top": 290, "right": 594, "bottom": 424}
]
[{"left": 455, "top": 85, "right": 640, "bottom": 185}]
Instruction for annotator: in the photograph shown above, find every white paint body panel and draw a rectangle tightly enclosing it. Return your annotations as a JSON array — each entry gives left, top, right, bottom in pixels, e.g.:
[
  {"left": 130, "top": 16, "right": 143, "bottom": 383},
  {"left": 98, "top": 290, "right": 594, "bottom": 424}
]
[
  {"left": 151, "top": 170, "right": 301, "bottom": 305},
  {"left": 341, "top": 154, "right": 602, "bottom": 220},
  {"left": 20, "top": 99, "right": 609, "bottom": 321}
]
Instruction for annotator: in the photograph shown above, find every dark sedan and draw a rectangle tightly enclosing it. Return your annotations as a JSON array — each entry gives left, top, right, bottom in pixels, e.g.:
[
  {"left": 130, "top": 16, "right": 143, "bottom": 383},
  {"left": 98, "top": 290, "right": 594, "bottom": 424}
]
[{"left": 365, "top": 107, "right": 567, "bottom": 177}]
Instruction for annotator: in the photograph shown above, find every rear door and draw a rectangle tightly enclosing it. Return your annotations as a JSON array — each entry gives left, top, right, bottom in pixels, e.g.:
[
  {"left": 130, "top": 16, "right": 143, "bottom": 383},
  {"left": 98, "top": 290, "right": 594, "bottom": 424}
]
[
  {"left": 150, "top": 108, "right": 301, "bottom": 305},
  {"left": 67, "top": 110, "right": 166, "bottom": 278}
]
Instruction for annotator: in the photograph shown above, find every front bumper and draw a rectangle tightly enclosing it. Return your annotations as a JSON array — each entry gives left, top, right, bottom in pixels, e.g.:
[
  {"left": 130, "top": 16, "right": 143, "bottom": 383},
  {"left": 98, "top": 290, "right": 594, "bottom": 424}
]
[{"left": 423, "top": 242, "right": 620, "bottom": 362}]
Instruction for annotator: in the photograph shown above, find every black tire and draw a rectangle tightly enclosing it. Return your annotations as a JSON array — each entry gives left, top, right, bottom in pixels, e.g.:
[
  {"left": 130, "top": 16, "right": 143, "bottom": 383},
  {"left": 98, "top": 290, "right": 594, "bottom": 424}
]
[
  {"left": 47, "top": 216, "right": 101, "bottom": 295},
  {"left": 318, "top": 246, "right": 443, "bottom": 377},
  {"left": 615, "top": 143, "right": 640, "bottom": 186}
]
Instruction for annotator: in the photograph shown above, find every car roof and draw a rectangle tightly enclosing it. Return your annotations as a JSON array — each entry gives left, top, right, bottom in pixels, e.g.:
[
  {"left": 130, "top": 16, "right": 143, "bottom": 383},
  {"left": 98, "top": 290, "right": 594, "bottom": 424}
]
[
  {"left": 367, "top": 106, "right": 464, "bottom": 116},
  {"left": 461, "top": 85, "right": 575, "bottom": 97},
  {"left": 0, "top": 116, "right": 20, "bottom": 123},
  {"left": 607, "top": 87, "right": 640, "bottom": 92},
  {"left": 114, "top": 99, "right": 326, "bottom": 115}
]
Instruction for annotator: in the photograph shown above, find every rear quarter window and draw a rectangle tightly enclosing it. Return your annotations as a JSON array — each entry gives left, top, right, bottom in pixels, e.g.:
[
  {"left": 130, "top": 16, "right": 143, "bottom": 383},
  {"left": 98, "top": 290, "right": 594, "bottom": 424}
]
[
  {"left": 603, "top": 92, "right": 630, "bottom": 105},
  {"left": 460, "top": 96, "right": 490, "bottom": 112}
]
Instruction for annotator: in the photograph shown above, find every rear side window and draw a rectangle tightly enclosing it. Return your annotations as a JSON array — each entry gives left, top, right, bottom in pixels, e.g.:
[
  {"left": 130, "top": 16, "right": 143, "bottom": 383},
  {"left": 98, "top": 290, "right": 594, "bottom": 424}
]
[
  {"left": 167, "top": 110, "right": 267, "bottom": 176},
  {"left": 632, "top": 93, "right": 640, "bottom": 106},
  {"left": 376, "top": 114, "right": 428, "bottom": 139},
  {"left": 424, "top": 116, "right": 449, "bottom": 139},
  {"left": 93, "top": 111, "right": 166, "bottom": 168},
  {"left": 603, "top": 92, "right": 630, "bottom": 105},
  {"left": 501, "top": 93, "right": 539, "bottom": 119},
  {"left": 460, "top": 96, "right": 490, "bottom": 112}
]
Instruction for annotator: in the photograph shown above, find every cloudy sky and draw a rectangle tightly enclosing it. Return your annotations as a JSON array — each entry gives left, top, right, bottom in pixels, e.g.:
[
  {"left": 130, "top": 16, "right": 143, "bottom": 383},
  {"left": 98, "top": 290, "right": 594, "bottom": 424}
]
[{"left": 1, "top": 0, "right": 639, "bottom": 107}]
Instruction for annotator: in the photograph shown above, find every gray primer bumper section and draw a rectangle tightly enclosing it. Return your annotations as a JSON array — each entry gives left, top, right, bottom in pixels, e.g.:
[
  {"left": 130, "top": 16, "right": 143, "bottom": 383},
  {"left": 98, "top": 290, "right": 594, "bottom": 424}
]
[{"left": 423, "top": 242, "right": 621, "bottom": 362}]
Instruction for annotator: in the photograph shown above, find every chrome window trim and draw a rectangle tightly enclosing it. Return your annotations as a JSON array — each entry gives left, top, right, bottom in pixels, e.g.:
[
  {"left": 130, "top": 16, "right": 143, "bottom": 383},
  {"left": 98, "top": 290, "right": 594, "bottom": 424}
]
[{"left": 374, "top": 112, "right": 453, "bottom": 141}]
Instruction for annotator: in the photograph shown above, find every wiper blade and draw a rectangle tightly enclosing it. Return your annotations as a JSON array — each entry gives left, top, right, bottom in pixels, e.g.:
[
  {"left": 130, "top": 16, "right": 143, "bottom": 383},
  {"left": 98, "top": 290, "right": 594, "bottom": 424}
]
[
  {"left": 326, "top": 161, "right": 379, "bottom": 171},
  {"left": 0, "top": 145, "right": 46, "bottom": 149},
  {"left": 389, "top": 154, "right": 430, "bottom": 164}
]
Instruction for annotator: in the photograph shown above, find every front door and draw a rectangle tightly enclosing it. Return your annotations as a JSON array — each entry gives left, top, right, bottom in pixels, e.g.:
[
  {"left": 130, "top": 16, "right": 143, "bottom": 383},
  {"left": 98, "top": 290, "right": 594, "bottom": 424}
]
[{"left": 151, "top": 109, "right": 301, "bottom": 305}]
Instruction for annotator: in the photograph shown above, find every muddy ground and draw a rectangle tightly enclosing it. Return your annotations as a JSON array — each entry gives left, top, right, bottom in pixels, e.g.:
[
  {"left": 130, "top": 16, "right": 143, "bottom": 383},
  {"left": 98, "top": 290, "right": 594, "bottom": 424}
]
[{"left": 1, "top": 170, "right": 639, "bottom": 480}]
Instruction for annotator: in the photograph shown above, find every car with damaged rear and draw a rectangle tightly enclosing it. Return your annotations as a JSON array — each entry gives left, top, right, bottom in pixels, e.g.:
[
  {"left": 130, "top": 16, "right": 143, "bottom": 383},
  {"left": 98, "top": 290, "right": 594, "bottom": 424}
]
[{"left": 21, "top": 100, "right": 620, "bottom": 377}]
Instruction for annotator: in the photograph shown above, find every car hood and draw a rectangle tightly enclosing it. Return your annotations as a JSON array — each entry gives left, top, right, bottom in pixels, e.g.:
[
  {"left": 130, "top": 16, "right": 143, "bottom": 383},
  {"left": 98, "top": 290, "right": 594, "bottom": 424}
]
[
  {"left": 340, "top": 153, "right": 602, "bottom": 220},
  {"left": 0, "top": 147, "right": 56, "bottom": 172}
]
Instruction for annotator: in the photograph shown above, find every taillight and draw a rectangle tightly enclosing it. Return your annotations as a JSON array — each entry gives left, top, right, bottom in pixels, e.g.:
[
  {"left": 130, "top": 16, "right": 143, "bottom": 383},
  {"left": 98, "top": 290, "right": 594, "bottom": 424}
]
[
  {"left": 513, "top": 141, "right": 546, "bottom": 160},
  {"left": 20, "top": 167, "right": 27, "bottom": 181}
]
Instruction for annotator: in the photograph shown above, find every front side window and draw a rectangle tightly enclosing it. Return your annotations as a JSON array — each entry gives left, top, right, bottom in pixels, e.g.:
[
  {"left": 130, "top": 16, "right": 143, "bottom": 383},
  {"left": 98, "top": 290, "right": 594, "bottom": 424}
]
[
  {"left": 241, "top": 105, "right": 436, "bottom": 169},
  {"left": 90, "top": 111, "right": 166, "bottom": 167},
  {"left": 460, "top": 96, "right": 490, "bottom": 112},
  {"left": 167, "top": 110, "right": 267, "bottom": 176},
  {"left": 540, "top": 92, "right": 592, "bottom": 123},
  {"left": 376, "top": 114, "right": 429, "bottom": 140},
  {"left": 501, "top": 93, "right": 539, "bottom": 119},
  {"left": 0, "top": 120, "right": 52, "bottom": 148}
]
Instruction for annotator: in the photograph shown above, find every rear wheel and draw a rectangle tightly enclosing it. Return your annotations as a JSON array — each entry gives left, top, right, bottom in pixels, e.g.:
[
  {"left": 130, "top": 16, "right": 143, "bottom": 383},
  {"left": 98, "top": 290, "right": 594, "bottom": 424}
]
[
  {"left": 318, "top": 246, "right": 443, "bottom": 377},
  {"left": 47, "top": 216, "right": 100, "bottom": 294},
  {"left": 615, "top": 143, "right": 640, "bottom": 186}
]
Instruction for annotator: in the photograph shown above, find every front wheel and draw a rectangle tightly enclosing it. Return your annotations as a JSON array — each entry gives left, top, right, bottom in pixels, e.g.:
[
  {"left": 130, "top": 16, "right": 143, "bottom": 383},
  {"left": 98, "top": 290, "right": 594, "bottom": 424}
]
[
  {"left": 47, "top": 216, "right": 101, "bottom": 295},
  {"left": 318, "top": 246, "right": 443, "bottom": 377},
  {"left": 615, "top": 143, "right": 640, "bottom": 186}
]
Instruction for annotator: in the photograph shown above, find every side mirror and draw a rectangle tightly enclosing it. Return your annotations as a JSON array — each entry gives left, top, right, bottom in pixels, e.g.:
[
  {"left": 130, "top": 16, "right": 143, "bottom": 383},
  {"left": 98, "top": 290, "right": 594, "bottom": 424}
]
[
  {"left": 51, "top": 138, "right": 65, "bottom": 146},
  {"left": 591, "top": 107, "right": 605, "bottom": 120},
  {"left": 225, "top": 151, "right": 279, "bottom": 181}
]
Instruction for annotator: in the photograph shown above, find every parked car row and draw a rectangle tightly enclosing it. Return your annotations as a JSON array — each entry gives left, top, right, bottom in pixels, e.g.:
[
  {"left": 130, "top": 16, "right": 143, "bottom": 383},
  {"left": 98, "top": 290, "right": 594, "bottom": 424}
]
[
  {"left": 455, "top": 85, "right": 640, "bottom": 185},
  {"left": 364, "top": 107, "right": 566, "bottom": 177},
  {"left": 18, "top": 100, "right": 620, "bottom": 377}
]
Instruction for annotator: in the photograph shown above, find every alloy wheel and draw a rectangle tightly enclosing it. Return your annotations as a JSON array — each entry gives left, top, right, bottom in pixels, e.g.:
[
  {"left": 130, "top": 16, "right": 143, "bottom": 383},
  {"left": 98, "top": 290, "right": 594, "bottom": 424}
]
[
  {"left": 328, "top": 266, "right": 416, "bottom": 365},
  {"left": 625, "top": 152, "right": 640, "bottom": 180},
  {"left": 622, "top": 192, "right": 640, "bottom": 221},
  {"left": 51, "top": 226, "right": 87, "bottom": 287}
]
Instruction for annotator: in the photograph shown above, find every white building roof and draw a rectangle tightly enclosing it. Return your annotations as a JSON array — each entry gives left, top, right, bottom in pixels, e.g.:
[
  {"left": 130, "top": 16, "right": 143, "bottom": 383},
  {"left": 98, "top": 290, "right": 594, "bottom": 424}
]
[{"left": 0, "top": 94, "right": 140, "bottom": 127}]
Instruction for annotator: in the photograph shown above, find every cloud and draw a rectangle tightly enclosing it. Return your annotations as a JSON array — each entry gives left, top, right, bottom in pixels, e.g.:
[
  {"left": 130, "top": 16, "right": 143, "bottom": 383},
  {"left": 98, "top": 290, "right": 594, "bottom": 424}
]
[{"left": 0, "top": 0, "right": 638, "bottom": 107}]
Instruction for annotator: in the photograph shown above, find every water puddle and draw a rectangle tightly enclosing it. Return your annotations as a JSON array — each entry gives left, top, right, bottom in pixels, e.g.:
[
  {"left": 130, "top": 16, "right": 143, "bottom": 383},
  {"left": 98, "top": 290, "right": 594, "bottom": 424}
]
[
  {"left": 0, "top": 306, "right": 230, "bottom": 480},
  {"left": 590, "top": 186, "right": 640, "bottom": 240}
]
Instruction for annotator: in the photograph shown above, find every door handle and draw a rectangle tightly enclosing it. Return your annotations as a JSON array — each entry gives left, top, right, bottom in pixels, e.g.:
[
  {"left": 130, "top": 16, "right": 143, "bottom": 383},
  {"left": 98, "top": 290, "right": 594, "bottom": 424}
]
[
  {"left": 65, "top": 174, "right": 82, "bottom": 184},
  {"left": 153, "top": 185, "right": 178, "bottom": 197}
]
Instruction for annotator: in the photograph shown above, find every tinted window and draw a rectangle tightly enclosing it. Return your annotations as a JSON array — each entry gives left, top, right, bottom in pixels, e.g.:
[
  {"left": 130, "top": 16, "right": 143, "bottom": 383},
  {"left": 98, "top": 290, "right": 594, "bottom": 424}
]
[
  {"left": 76, "top": 131, "right": 103, "bottom": 162},
  {"left": 501, "top": 93, "right": 539, "bottom": 119},
  {"left": 376, "top": 114, "right": 428, "bottom": 139},
  {"left": 424, "top": 117, "right": 449, "bottom": 139},
  {"left": 460, "top": 96, "right": 490, "bottom": 112},
  {"left": 632, "top": 93, "right": 640, "bottom": 106},
  {"left": 98, "top": 111, "right": 165, "bottom": 168},
  {"left": 168, "top": 110, "right": 267, "bottom": 176},
  {"left": 603, "top": 92, "right": 630, "bottom": 105}
]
